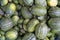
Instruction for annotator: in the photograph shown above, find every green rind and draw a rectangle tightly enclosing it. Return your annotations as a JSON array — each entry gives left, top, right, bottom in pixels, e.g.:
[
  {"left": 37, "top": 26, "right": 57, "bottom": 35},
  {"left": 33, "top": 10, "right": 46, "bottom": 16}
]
[
  {"left": 0, "top": 18, "right": 14, "bottom": 31},
  {"left": 35, "top": 0, "right": 47, "bottom": 7},
  {"left": 22, "top": 33, "right": 36, "bottom": 40},
  {"left": 48, "top": 18, "right": 60, "bottom": 33},
  {"left": 35, "top": 24, "right": 49, "bottom": 39},
  {"left": 27, "top": 19, "right": 39, "bottom": 32},
  {"left": 21, "top": 7, "right": 32, "bottom": 19},
  {"left": 49, "top": 7, "right": 60, "bottom": 17},
  {"left": 31, "top": 6, "right": 47, "bottom": 16}
]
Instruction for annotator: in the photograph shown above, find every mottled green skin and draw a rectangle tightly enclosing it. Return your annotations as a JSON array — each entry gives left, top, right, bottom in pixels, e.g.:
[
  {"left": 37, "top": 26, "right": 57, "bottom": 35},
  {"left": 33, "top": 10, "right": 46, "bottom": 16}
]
[
  {"left": 49, "top": 7, "right": 60, "bottom": 17},
  {"left": 18, "top": 18, "right": 24, "bottom": 24},
  {"left": 21, "top": 7, "right": 32, "bottom": 19},
  {"left": 19, "top": 0, "right": 24, "bottom": 5},
  {"left": 23, "top": 19, "right": 39, "bottom": 32},
  {"left": 31, "top": 6, "right": 47, "bottom": 16},
  {"left": 11, "top": 15, "right": 19, "bottom": 25},
  {"left": 13, "top": 0, "right": 18, "bottom": 4},
  {"left": 26, "top": 19, "right": 39, "bottom": 32},
  {"left": 8, "top": 0, "right": 12, "bottom": 2},
  {"left": 35, "top": 23, "right": 49, "bottom": 39},
  {"left": 0, "top": 18, "right": 14, "bottom": 31},
  {"left": 23, "top": 19, "right": 30, "bottom": 25},
  {"left": 6, "top": 30, "right": 18, "bottom": 40},
  {"left": 0, "top": 0, "right": 8, "bottom": 6},
  {"left": 23, "top": 24, "right": 27, "bottom": 31},
  {"left": 22, "top": 33, "right": 36, "bottom": 40},
  {"left": 23, "top": 0, "right": 33, "bottom": 6},
  {"left": 37, "top": 15, "right": 47, "bottom": 21},
  {"left": 35, "top": 0, "right": 47, "bottom": 7},
  {"left": 48, "top": 18, "right": 60, "bottom": 33},
  {"left": 6, "top": 3, "right": 16, "bottom": 17}
]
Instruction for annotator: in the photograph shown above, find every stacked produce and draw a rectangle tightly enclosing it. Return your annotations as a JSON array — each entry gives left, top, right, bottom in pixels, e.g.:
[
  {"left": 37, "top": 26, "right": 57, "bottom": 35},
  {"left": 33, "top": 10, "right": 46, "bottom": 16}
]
[{"left": 0, "top": 0, "right": 60, "bottom": 40}]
